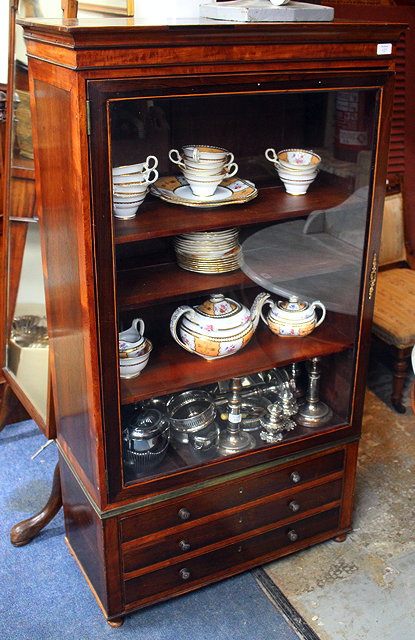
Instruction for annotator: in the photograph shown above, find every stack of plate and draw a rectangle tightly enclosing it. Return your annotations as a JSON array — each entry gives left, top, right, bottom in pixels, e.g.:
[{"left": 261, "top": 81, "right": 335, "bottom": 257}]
[{"left": 174, "top": 228, "right": 242, "bottom": 273}]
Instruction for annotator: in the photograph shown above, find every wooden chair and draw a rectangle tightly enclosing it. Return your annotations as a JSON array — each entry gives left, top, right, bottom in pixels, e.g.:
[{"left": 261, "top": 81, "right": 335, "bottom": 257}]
[{"left": 371, "top": 189, "right": 415, "bottom": 413}]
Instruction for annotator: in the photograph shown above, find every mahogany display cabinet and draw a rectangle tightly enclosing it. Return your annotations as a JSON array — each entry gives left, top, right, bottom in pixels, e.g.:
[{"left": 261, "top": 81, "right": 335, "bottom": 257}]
[{"left": 18, "top": 16, "right": 404, "bottom": 625}]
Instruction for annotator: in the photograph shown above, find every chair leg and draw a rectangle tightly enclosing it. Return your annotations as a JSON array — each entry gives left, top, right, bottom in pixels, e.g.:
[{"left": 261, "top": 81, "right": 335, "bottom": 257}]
[
  {"left": 10, "top": 462, "right": 62, "bottom": 546},
  {"left": 391, "top": 350, "right": 408, "bottom": 413}
]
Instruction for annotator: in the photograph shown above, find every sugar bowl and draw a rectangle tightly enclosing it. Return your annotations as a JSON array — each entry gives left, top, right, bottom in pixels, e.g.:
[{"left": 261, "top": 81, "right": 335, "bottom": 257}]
[{"left": 261, "top": 295, "right": 326, "bottom": 337}]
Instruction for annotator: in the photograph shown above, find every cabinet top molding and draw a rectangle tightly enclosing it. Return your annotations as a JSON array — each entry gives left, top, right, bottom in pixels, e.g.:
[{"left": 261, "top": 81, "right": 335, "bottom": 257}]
[{"left": 17, "top": 18, "right": 406, "bottom": 75}]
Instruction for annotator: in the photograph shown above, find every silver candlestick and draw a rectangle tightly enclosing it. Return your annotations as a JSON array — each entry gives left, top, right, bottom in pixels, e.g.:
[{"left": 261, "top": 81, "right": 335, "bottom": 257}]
[
  {"left": 218, "top": 378, "right": 255, "bottom": 455},
  {"left": 288, "top": 362, "right": 305, "bottom": 399},
  {"left": 296, "top": 357, "right": 332, "bottom": 427}
]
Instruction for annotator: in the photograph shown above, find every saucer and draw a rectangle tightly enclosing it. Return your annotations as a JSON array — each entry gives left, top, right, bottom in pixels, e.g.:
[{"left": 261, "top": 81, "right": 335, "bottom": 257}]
[{"left": 150, "top": 175, "right": 257, "bottom": 207}]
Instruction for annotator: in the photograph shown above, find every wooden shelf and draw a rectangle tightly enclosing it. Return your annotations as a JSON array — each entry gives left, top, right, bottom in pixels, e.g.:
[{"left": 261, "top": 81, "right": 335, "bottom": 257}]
[
  {"left": 117, "top": 262, "right": 254, "bottom": 309},
  {"left": 114, "top": 174, "right": 351, "bottom": 244},
  {"left": 120, "top": 323, "right": 352, "bottom": 405}
]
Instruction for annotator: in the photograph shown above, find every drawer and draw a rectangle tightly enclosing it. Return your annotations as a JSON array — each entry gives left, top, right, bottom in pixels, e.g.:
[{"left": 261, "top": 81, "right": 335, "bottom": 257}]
[
  {"left": 123, "top": 507, "right": 340, "bottom": 606},
  {"left": 122, "top": 477, "right": 343, "bottom": 573},
  {"left": 120, "top": 448, "right": 345, "bottom": 542}
]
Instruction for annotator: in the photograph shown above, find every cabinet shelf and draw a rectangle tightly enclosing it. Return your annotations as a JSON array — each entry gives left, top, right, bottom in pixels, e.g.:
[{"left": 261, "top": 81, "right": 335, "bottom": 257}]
[
  {"left": 114, "top": 174, "right": 351, "bottom": 245},
  {"left": 120, "top": 324, "right": 352, "bottom": 405},
  {"left": 117, "top": 262, "right": 254, "bottom": 310}
]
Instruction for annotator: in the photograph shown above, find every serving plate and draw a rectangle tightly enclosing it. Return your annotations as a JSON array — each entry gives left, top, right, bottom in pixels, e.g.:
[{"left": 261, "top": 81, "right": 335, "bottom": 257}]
[{"left": 150, "top": 175, "right": 258, "bottom": 207}]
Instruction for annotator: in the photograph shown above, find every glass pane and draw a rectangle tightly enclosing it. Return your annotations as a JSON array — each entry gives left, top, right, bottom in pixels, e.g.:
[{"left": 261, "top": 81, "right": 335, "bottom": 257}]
[
  {"left": 108, "top": 87, "right": 377, "bottom": 486},
  {"left": 4, "top": 4, "right": 55, "bottom": 423},
  {"left": 7, "top": 222, "right": 48, "bottom": 421}
]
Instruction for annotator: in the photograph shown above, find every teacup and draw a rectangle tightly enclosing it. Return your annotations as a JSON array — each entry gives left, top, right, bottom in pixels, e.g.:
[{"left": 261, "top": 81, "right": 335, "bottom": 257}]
[
  {"left": 265, "top": 148, "right": 321, "bottom": 170},
  {"left": 179, "top": 157, "right": 229, "bottom": 173},
  {"left": 112, "top": 155, "right": 158, "bottom": 176},
  {"left": 113, "top": 181, "right": 150, "bottom": 195},
  {"left": 182, "top": 162, "right": 238, "bottom": 182},
  {"left": 169, "top": 145, "right": 234, "bottom": 168},
  {"left": 278, "top": 175, "right": 316, "bottom": 196},
  {"left": 113, "top": 196, "right": 147, "bottom": 219},
  {"left": 182, "top": 145, "right": 235, "bottom": 164},
  {"left": 184, "top": 173, "right": 227, "bottom": 198},
  {"left": 112, "top": 168, "right": 158, "bottom": 186},
  {"left": 276, "top": 164, "right": 318, "bottom": 180},
  {"left": 113, "top": 192, "right": 148, "bottom": 204}
]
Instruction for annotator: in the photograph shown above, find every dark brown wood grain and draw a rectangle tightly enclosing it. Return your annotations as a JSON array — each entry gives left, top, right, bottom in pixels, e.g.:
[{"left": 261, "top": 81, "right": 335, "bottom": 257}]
[
  {"left": 114, "top": 176, "right": 351, "bottom": 244},
  {"left": 121, "top": 479, "right": 343, "bottom": 574},
  {"left": 19, "top": 17, "right": 403, "bottom": 622},
  {"left": 123, "top": 508, "right": 340, "bottom": 605},
  {"left": 119, "top": 447, "right": 345, "bottom": 542}
]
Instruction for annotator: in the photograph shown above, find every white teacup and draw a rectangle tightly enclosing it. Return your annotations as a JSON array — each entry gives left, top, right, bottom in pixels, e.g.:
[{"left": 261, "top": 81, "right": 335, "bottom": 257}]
[
  {"left": 265, "top": 148, "right": 321, "bottom": 170},
  {"left": 113, "top": 192, "right": 148, "bottom": 203},
  {"left": 276, "top": 164, "right": 318, "bottom": 180},
  {"left": 112, "top": 155, "right": 158, "bottom": 176},
  {"left": 113, "top": 181, "right": 150, "bottom": 195},
  {"left": 169, "top": 145, "right": 235, "bottom": 168},
  {"left": 113, "top": 195, "right": 147, "bottom": 218},
  {"left": 183, "top": 162, "right": 238, "bottom": 182},
  {"left": 180, "top": 157, "right": 229, "bottom": 173},
  {"left": 184, "top": 174, "right": 226, "bottom": 198},
  {"left": 112, "top": 168, "right": 158, "bottom": 186},
  {"left": 182, "top": 145, "right": 234, "bottom": 164},
  {"left": 278, "top": 175, "right": 317, "bottom": 196}
]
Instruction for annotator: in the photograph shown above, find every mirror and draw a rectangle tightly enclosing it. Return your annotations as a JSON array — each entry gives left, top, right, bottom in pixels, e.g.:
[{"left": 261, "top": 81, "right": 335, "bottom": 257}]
[{"left": 2, "top": 0, "right": 63, "bottom": 429}]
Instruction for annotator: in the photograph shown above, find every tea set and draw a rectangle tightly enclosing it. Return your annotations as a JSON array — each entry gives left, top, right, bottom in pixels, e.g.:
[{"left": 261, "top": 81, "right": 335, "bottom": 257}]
[
  {"left": 112, "top": 155, "right": 159, "bottom": 219},
  {"left": 112, "top": 145, "right": 320, "bottom": 218},
  {"left": 119, "top": 290, "right": 326, "bottom": 381},
  {"left": 169, "top": 145, "right": 238, "bottom": 198}
]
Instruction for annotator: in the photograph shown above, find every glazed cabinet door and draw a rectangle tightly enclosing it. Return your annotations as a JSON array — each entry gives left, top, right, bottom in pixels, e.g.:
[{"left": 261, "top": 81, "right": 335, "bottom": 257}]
[{"left": 87, "top": 71, "right": 390, "bottom": 504}]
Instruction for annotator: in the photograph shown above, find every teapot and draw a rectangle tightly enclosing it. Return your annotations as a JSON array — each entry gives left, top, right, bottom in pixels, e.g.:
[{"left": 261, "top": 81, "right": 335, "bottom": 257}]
[
  {"left": 170, "top": 292, "right": 269, "bottom": 360},
  {"left": 261, "top": 295, "right": 326, "bottom": 337}
]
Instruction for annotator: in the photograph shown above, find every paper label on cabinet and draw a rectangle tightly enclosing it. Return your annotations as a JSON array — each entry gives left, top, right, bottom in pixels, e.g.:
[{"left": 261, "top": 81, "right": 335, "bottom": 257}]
[
  {"left": 377, "top": 43, "right": 392, "bottom": 55},
  {"left": 228, "top": 413, "right": 242, "bottom": 423}
]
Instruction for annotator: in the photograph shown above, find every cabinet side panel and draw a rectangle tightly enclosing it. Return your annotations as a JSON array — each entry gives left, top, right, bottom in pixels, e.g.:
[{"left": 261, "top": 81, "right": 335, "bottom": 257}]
[
  {"left": 31, "top": 79, "right": 99, "bottom": 494},
  {"left": 59, "top": 455, "right": 110, "bottom": 616}
]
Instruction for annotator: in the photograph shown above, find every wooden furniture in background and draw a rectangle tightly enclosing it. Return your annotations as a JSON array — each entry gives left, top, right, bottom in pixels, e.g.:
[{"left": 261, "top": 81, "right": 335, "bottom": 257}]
[
  {"left": 326, "top": 3, "right": 415, "bottom": 267},
  {"left": 1, "top": 0, "right": 60, "bottom": 545},
  {"left": 372, "top": 189, "right": 415, "bottom": 412},
  {"left": 19, "top": 16, "right": 403, "bottom": 625}
]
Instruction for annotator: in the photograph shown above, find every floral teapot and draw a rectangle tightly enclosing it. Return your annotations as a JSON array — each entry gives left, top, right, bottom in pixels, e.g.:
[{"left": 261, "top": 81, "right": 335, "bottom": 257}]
[
  {"left": 170, "top": 292, "right": 269, "bottom": 360},
  {"left": 261, "top": 295, "right": 326, "bottom": 337}
]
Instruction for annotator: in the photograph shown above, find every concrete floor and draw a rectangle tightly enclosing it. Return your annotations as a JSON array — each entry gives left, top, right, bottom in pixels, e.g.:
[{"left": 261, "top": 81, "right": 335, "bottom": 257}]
[{"left": 262, "top": 380, "right": 415, "bottom": 640}]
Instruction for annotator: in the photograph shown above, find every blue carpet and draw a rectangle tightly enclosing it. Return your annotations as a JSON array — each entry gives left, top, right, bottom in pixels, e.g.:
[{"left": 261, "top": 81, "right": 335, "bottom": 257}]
[{"left": 1, "top": 420, "right": 300, "bottom": 640}]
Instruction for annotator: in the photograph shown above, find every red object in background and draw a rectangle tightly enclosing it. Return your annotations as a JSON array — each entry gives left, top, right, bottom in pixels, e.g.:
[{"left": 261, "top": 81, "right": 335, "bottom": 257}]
[{"left": 334, "top": 90, "right": 372, "bottom": 161}]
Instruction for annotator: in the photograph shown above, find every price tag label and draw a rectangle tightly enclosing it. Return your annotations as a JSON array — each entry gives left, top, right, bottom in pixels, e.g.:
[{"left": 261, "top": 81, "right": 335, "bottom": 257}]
[
  {"left": 377, "top": 43, "right": 392, "bottom": 55},
  {"left": 228, "top": 413, "right": 242, "bottom": 424}
]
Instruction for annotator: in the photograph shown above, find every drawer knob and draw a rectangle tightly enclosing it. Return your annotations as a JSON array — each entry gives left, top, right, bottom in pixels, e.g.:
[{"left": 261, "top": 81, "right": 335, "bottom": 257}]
[
  {"left": 289, "top": 500, "right": 300, "bottom": 512},
  {"left": 178, "top": 508, "right": 191, "bottom": 521},
  {"left": 290, "top": 471, "right": 301, "bottom": 484},
  {"left": 178, "top": 539, "right": 191, "bottom": 552},
  {"left": 287, "top": 529, "right": 299, "bottom": 542},
  {"left": 179, "top": 568, "right": 191, "bottom": 581}
]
